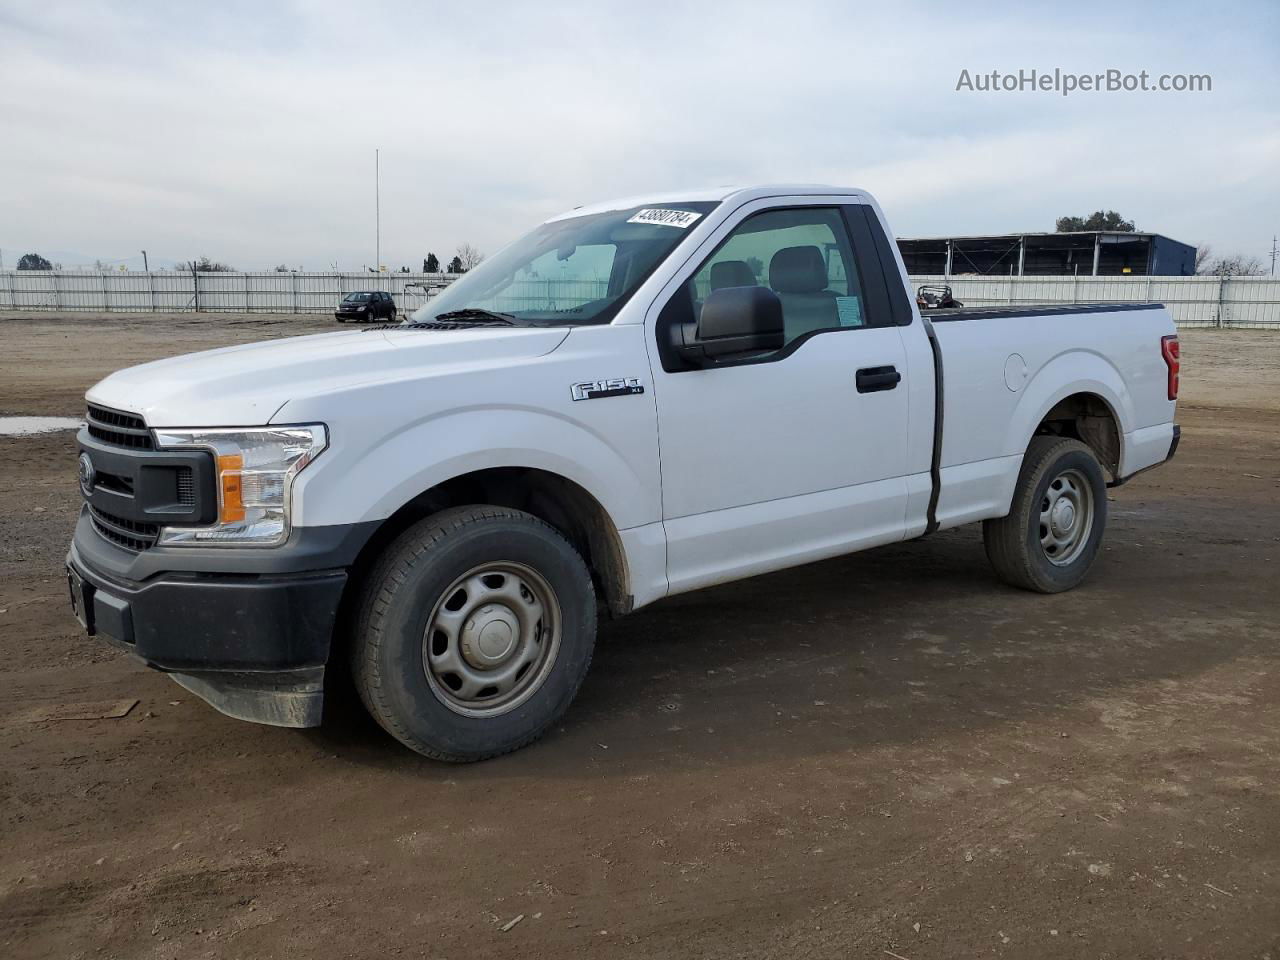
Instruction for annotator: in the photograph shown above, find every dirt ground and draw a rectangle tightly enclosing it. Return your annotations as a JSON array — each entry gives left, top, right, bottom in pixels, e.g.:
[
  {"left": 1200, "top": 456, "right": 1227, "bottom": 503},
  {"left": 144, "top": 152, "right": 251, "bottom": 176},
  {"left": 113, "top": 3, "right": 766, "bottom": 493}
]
[{"left": 2, "top": 313, "right": 1279, "bottom": 960}]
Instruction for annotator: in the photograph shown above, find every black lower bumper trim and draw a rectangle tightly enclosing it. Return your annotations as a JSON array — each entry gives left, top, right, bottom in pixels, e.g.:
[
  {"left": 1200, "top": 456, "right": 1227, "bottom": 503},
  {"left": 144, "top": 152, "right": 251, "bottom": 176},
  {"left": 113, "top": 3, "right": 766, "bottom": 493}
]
[
  {"left": 68, "top": 547, "right": 345, "bottom": 728},
  {"left": 69, "top": 547, "right": 346, "bottom": 672}
]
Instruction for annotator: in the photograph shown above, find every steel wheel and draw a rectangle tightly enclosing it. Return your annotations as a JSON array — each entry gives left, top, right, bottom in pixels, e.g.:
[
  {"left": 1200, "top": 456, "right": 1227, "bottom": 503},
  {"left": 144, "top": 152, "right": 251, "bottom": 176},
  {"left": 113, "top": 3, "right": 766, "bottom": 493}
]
[
  {"left": 1038, "top": 467, "right": 1094, "bottom": 566},
  {"left": 422, "top": 561, "right": 561, "bottom": 718}
]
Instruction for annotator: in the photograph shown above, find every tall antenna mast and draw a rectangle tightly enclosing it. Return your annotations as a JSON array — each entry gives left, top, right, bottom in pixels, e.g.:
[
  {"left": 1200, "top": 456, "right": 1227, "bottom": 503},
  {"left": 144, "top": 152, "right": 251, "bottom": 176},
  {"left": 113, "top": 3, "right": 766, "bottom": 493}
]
[{"left": 375, "top": 148, "right": 381, "bottom": 273}]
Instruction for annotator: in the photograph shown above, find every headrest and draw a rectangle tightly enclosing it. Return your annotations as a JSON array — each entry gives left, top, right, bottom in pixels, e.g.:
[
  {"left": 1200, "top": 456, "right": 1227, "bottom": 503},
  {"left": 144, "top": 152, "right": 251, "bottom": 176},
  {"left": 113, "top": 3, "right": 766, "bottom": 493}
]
[
  {"left": 769, "top": 245, "right": 828, "bottom": 294},
  {"left": 709, "top": 260, "right": 757, "bottom": 290}
]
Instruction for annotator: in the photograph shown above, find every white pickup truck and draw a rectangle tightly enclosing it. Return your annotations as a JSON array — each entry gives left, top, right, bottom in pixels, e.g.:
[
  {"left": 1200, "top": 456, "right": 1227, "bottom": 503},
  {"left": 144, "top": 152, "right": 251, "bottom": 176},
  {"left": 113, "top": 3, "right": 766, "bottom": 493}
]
[{"left": 67, "top": 185, "right": 1181, "bottom": 761}]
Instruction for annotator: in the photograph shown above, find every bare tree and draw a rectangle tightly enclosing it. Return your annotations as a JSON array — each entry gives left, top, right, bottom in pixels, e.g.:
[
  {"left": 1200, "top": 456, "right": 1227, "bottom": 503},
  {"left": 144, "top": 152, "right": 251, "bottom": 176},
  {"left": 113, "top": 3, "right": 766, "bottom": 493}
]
[
  {"left": 1199, "top": 250, "right": 1265, "bottom": 277},
  {"left": 1194, "top": 244, "right": 1213, "bottom": 274},
  {"left": 455, "top": 242, "right": 484, "bottom": 272}
]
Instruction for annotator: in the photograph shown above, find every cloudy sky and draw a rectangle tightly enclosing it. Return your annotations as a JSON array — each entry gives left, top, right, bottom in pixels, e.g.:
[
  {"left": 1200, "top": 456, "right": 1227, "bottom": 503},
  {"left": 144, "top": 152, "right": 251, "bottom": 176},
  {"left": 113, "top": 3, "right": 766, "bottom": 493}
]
[{"left": 1, "top": 0, "right": 1277, "bottom": 270}]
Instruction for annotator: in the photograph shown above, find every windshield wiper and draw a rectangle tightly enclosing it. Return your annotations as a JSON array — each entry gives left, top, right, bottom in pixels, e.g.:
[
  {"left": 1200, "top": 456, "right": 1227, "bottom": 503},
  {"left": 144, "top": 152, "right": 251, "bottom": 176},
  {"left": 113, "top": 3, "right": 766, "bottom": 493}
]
[{"left": 432, "top": 308, "right": 522, "bottom": 325}]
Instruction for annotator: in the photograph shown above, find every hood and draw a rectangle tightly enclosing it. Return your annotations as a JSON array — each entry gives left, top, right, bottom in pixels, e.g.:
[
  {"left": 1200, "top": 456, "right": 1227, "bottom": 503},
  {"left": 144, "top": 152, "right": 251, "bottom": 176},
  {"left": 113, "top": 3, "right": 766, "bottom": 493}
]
[{"left": 86, "top": 325, "right": 570, "bottom": 427}]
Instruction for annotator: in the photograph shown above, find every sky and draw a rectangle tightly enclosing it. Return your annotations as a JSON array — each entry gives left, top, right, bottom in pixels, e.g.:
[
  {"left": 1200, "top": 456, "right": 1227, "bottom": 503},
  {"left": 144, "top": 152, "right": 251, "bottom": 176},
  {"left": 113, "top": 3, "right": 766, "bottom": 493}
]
[{"left": 1, "top": 0, "right": 1277, "bottom": 271}]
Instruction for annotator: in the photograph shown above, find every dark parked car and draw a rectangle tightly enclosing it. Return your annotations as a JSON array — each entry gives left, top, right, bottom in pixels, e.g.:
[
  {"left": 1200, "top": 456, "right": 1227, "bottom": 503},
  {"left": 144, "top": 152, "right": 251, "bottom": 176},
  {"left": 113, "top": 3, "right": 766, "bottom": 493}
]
[{"left": 335, "top": 291, "right": 397, "bottom": 322}]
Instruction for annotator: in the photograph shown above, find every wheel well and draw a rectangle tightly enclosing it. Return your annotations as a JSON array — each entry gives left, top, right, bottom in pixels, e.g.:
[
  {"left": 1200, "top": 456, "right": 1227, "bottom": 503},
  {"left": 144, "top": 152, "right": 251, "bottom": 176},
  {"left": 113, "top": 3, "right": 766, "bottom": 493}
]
[
  {"left": 1033, "top": 393, "right": 1121, "bottom": 480},
  {"left": 346, "top": 468, "right": 632, "bottom": 619}
]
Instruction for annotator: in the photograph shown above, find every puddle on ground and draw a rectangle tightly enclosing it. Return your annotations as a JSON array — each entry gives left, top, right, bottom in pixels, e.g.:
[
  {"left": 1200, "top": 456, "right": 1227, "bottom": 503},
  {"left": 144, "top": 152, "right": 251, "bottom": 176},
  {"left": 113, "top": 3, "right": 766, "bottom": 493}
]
[{"left": 0, "top": 417, "right": 84, "bottom": 436}]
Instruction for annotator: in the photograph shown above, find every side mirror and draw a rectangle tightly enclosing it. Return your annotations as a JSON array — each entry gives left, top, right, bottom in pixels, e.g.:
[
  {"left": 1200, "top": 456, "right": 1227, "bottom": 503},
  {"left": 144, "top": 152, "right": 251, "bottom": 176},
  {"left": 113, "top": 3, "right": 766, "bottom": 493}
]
[{"left": 676, "top": 286, "right": 784, "bottom": 365}]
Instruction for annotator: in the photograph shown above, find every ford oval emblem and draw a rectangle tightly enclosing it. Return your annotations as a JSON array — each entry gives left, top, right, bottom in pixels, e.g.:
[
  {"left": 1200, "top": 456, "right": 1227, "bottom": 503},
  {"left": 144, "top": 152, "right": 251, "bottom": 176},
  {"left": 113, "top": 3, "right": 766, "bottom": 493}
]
[{"left": 78, "top": 452, "right": 96, "bottom": 497}]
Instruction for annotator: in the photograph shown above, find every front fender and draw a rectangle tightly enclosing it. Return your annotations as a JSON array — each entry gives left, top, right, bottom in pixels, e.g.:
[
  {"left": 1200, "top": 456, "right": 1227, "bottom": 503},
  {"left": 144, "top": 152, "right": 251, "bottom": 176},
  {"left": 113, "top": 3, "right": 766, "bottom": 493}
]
[{"left": 289, "top": 404, "right": 657, "bottom": 532}]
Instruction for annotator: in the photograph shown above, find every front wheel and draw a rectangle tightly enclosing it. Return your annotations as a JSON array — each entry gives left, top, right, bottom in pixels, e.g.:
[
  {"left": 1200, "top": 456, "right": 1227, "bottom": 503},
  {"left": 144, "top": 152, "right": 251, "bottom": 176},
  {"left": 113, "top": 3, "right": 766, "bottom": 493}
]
[
  {"left": 351, "top": 506, "right": 596, "bottom": 761},
  {"left": 983, "top": 436, "right": 1108, "bottom": 593}
]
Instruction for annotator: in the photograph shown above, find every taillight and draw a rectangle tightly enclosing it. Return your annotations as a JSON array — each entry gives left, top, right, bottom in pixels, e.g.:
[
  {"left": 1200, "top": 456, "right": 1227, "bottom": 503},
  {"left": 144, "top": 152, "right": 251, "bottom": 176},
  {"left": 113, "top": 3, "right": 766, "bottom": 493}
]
[{"left": 1161, "top": 334, "right": 1180, "bottom": 401}]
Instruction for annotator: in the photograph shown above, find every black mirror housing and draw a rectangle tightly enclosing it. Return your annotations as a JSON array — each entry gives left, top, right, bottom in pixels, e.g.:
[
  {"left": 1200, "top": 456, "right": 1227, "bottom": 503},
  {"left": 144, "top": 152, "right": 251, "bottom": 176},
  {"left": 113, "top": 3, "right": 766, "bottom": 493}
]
[{"left": 679, "top": 286, "right": 784, "bottom": 363}]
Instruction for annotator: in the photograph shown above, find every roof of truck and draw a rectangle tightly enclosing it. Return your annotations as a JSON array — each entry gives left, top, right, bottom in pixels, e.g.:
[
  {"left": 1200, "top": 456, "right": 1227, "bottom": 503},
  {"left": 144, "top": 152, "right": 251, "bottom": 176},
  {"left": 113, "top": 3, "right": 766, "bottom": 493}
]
[{"left": 546, "top": 184, "right": 866, "bottom": 222}]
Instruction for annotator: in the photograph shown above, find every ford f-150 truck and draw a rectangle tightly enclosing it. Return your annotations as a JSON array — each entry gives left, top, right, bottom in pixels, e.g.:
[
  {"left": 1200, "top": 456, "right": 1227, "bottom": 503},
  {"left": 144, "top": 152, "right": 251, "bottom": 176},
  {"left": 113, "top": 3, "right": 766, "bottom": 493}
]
[{"left": 67, "top": 185, "right": 1181, "bottom": 761}]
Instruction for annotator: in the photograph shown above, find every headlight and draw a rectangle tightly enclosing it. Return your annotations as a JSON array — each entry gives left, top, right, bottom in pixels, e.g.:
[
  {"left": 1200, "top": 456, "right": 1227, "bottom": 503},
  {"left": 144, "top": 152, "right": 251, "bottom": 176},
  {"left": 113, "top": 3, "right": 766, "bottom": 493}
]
[
  {"left": 152, "top": 425, "right": 327, "bottom": 547},
  {"left": 357, "top": 305, "right": 367, "bottom": 312}
]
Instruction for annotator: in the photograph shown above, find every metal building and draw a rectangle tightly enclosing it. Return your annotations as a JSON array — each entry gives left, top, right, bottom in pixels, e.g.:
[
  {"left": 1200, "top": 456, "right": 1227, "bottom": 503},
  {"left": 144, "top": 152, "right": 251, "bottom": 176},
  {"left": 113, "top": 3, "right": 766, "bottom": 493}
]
[{"left": 897, "top": 231, "right": 1197, "bottom": 277}]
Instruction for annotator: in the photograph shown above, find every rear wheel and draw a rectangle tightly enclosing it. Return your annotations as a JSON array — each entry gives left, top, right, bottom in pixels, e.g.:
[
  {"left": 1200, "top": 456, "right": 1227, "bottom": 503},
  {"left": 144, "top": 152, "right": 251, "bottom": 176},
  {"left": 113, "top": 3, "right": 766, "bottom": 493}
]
[
  {"left": 351, "top": 506, "right": 596, "bottom": 761},
  {"left": 983, "top": 436, "right": 1108, "bottom": 593}
]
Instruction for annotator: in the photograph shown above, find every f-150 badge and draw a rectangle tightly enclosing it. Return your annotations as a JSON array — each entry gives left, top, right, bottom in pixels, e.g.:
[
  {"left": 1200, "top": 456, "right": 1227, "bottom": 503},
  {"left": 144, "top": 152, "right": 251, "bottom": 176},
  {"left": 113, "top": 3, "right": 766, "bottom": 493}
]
[{"left": 570, "top": 377, "right": 645, "bottom": 401}]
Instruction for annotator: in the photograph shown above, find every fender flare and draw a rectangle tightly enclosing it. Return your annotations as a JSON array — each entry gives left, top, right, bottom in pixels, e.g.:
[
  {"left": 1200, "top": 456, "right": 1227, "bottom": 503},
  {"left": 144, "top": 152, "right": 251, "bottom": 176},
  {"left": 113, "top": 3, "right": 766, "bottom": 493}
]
[
  {"left": 293, "top": 404, "right": 651, "bottom": 533},
  {"left": 1004, "top": 350, "right": 1133, "bottom": 464}
]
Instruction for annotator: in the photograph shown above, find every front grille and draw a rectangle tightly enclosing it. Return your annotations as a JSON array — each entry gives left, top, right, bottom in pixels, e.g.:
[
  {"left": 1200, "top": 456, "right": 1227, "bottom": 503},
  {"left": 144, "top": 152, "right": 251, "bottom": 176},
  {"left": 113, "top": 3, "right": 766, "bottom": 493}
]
[
  {"left": 94, "top": 469, "right": 134, "bottom": 496},
  {"left": 89, "top": 505, "right": 160, "bottom": 552},
  {"left": 86, "top": 403, "right": 153, "bottom": 450},
  {"left": 81, "top": 405, "right": 209, "bottom": 551}
]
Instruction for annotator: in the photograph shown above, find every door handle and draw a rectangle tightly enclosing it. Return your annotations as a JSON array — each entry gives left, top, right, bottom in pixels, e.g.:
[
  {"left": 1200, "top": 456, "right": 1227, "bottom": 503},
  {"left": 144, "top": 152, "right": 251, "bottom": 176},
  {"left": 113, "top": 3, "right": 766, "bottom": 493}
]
[{"left": 856, "top": 365, "right": 901, "bottom": 393}]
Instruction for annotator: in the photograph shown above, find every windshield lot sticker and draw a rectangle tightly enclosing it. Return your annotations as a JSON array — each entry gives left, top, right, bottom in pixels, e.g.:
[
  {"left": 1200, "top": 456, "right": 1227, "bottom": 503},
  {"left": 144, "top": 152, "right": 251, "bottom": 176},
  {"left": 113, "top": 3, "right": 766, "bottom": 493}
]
[{"left": 627, "top": 208, "right": 702, "bottom": 229}]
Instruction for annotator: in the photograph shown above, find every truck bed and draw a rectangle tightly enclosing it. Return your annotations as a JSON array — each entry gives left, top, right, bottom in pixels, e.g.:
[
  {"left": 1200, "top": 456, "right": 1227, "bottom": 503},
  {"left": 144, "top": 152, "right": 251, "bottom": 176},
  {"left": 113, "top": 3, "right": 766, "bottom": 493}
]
[{"left": 923, "top": 301, "right": 1176, "bottom": 533}]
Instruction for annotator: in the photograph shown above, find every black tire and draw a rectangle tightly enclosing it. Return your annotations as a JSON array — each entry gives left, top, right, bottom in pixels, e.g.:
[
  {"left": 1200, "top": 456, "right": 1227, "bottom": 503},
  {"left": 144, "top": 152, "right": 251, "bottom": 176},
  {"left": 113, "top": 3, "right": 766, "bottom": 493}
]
[
  {"left": 351, "top": 506, "right": 596, "bottom": 761},
  {"left": 983, "top": 436, "right": 1108, "bottom": 593}
]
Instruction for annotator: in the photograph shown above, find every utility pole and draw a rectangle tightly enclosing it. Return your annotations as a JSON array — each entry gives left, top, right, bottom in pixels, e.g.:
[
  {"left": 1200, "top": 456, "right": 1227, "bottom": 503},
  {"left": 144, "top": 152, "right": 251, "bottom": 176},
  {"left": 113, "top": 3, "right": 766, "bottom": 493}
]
[
  {"left": 375, "top": 148, "right": 381, "bottom": 273},
  {"left": 141, "top": 249, "right": 149, "bottom": 272},
  {"left": 1270, "top": 235, "right": 1278, "bottom": 277}
]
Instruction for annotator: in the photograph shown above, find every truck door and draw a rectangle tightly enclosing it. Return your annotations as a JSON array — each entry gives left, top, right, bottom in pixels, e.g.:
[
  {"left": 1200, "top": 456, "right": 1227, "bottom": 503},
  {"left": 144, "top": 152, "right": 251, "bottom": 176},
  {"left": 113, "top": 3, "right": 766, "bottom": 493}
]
[{"left": 647, "top": 201, "right": 912, "bottom": 594}]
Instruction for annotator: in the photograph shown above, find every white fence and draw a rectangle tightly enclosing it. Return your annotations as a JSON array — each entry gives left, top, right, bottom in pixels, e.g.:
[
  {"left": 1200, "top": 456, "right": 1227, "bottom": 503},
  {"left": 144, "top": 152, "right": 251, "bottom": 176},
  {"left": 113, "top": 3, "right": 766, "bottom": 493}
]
[
  {"left": 2, "top": 270, "right": 1278, "bottom": 327},
  {"left": 0, "top": 271, "right": 462, "bottom": 315},
  {"left": 911, "top": 274, "right": 1280, "bottom": 328}
]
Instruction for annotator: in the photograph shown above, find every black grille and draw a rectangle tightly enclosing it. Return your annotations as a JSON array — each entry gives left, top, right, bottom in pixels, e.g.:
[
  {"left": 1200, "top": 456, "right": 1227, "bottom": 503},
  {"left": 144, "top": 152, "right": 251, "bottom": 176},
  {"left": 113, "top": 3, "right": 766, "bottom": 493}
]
[
  {"left": 89, "top": 505, "right": 160, "bottom": 552},
  {"left": 86, "top": 404, "right": 154, "bottom": 450},
  {"left": 177, "top": 468, "right": 195, "bottom": 506}
]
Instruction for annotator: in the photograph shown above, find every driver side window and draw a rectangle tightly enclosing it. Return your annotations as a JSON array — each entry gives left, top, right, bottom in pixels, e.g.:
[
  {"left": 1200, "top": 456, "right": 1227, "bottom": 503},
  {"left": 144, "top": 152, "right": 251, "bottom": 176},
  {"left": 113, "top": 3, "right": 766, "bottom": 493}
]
[{"left": 690, "top": 207, "right": 864, "bottom": 343}]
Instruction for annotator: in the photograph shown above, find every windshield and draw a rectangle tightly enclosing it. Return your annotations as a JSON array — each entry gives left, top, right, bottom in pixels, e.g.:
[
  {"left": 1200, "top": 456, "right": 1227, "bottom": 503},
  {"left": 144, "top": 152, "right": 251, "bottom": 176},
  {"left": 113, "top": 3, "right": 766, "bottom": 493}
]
[
  {"left": 412, "top": 202, "right": 719, "bottom": 326},
  {"left": 344, "top": 292, "right": 373, "bottom": 302}
]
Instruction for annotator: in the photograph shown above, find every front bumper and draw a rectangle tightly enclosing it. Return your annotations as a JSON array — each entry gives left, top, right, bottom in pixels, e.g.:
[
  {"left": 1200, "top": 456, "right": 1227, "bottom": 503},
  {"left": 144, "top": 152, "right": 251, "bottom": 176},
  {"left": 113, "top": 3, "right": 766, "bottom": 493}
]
[{"left": 67, "top": 508, "right": 374, "bottom": 727}]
